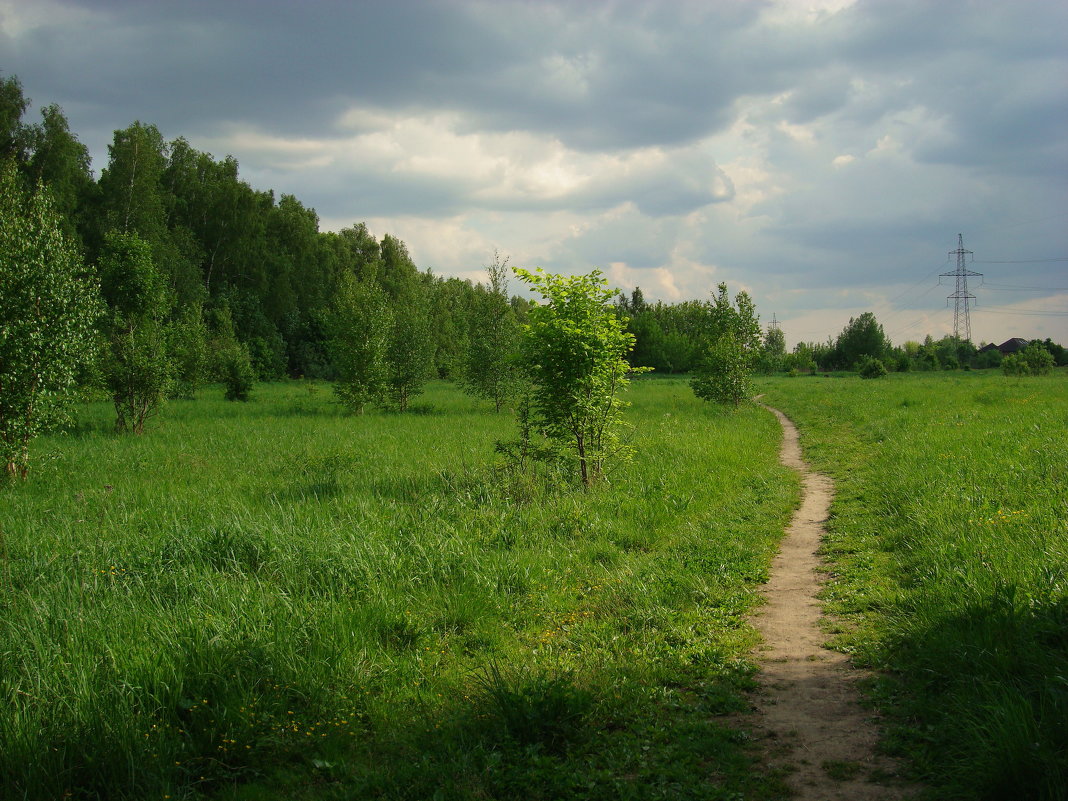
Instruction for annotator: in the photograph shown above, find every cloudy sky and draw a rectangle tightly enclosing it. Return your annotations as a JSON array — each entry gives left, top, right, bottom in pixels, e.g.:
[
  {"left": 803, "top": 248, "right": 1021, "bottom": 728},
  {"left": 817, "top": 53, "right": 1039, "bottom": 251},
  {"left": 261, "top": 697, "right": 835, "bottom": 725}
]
[{"left": 3, "top": 0, "right": 1066, "bottom": 346}]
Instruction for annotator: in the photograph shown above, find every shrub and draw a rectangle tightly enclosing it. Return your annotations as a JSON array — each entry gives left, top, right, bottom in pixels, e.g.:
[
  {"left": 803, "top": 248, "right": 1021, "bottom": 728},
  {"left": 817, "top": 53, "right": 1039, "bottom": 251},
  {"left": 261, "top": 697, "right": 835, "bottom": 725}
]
[
  {"left": 1003, "top": 344, "right": 1055, "bottom": 377},
  {"left": 221, "top": 343, "right": 255, "bottom": 401},
  {"left": 858, "top": 355, "right": 888, "bottom": 379}
]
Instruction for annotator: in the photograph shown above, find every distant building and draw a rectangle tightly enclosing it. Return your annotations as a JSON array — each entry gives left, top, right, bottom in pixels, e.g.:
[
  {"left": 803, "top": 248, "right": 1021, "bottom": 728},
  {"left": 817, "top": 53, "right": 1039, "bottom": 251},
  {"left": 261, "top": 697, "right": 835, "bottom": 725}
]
[
  {"left": 998, "top": 338, "right": 1030, "bottom": 354},
  {"left": 979, "top": 338, "right": 1030, "bottom": 355}
]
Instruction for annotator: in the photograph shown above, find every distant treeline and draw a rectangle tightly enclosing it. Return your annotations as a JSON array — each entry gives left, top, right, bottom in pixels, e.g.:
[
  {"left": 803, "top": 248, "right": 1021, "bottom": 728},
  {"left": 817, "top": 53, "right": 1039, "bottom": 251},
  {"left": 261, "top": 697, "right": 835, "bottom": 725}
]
[
  {"left": 761, "top": 310, "right": 1067, "bottom": 375},
  {"left": 3, "top": 73, "right": 1062, "bottom": 388}
]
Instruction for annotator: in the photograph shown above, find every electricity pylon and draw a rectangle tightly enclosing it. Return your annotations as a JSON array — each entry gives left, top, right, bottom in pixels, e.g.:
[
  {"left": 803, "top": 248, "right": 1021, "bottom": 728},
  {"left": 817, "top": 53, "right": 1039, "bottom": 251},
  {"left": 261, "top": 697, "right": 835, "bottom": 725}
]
[{"left": 940, "top": 233, "right": 982, "bottom": 341}]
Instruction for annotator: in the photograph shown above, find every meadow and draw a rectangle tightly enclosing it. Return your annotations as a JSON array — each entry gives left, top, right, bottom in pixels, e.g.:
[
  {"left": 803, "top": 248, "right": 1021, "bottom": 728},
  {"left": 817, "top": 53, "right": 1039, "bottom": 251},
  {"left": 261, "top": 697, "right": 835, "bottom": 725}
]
[
  {"left": 759, "top": 370, "right": 1068, "bottom": 800},
  {"left": 0, "top": 378, "right": 798, "bottom": 800}
]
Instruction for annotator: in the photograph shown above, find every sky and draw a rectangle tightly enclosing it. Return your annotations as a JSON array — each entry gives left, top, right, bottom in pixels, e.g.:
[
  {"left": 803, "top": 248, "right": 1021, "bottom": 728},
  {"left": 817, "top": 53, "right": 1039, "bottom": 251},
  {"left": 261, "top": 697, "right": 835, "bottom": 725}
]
[{"left": 3, "top": 0, "right": 1066, "bottom": 347}]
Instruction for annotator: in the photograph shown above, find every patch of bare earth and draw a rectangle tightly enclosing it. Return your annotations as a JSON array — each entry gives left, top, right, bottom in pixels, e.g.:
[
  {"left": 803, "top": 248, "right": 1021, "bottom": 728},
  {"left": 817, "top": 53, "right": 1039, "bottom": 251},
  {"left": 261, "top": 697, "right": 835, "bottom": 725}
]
[{"left": 746, "top": 402, "right": 915, "bottom": 800}]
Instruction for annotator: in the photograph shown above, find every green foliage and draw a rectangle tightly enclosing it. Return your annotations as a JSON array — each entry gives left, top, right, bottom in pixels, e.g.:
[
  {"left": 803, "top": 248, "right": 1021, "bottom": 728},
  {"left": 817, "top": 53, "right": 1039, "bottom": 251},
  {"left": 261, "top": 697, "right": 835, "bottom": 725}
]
[
  {"left": 1002, "top": 343, "right": 1055, "bottom": 376},
  {"left": 0, "top": 73, "right": 33, "bottom": 164},
  {"left": 834, "top": 311, "right": 888, "bottom": 368},
  {"left": 1036, "top": 337, "right": 1067, "bottom": 366},
  {"left": 205, "top": 304, "right": 255, "bottom": 401},
  {"left": 97, "top": 121, "right": 169, "bottom": 243},
  {"left": 786, "top": 341, "right": 817, "bottom": 374},
  {"left": 460, "top": 253, "right": 522, "bottom": 412},
  {"left": 897, "top": 335, "right": 979, "bottom": 372},
  {"left": 515, "top": 268, "right": 647, "bottom": 486},
  {"left": 428, "top": 276, "right": 472, "bottom": 380},
  {"left": 326, "top": 274, "right": 390, "bottom": 413},
  {"left": 692, "top": 334, "right": 752, "bottom": 405},
  {"left": 168, "top": 303, "right": 209, "bottom": 399},
  {"left": 975, "top": 346, "right": 1003, "bottom": 369},
  {"left": 0, "top": 159, "right": 101, "bottom": 478},
  {"left": 690, "top": 283, "right": 762, "bottom": 407},
  {"left": 98, "top": 229, "right": 170, "bottom": 321},
  {"left": 25, "top": 104, "right": 94, "bottom": 246},
  {"left": 857, "top": 354, "right": 888, "bottom": 379},
  {"left": 221, "top": 342, "right": 255, "bottom": 402},
  {"left": 220, "top": 289, "right": 287, "bottom": 380},
  {"left": 384, "top": 278, "right": 435, "bottom": 412},
  {"left": 756, "top": 325, "right": 787, "bottom": 374},
  {"left": 622, "top": 292, "right": 724, "bottom": 374},
  {"left": 107, "top": 324, "right": 175, "bottom": 430},
  {"left": 98, "top": 230, "right": 174, "bottom": 433}
]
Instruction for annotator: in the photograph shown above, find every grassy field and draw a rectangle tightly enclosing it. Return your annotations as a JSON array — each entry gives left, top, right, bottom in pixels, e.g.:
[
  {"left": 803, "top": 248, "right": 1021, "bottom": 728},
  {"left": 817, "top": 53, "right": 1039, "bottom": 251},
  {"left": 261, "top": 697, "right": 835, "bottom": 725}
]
[
  {"left": 759, "top": 370, "right": 1068, "bottom": 800},
  {"left": 1, "top": 378, "right": 799, "bottom": 800}
]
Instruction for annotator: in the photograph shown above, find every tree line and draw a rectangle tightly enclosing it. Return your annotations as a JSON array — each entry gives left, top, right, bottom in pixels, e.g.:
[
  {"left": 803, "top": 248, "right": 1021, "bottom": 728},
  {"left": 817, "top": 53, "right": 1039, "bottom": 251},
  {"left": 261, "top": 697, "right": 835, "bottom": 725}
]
[{"left": 762, "top": 311, "right": 1065, "bottom": 377}]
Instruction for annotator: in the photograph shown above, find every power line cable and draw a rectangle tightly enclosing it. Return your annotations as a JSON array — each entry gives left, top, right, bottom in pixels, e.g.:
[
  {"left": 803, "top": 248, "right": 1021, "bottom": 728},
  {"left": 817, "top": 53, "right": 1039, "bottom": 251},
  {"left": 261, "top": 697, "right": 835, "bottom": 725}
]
[
  {"left": 973, "top": 258, "right": 1068, "bottom": 264},
  {"left": 976, "top": 307, "right": 1068, "bottom": 317},
  {"left": 982, "top": 283, "right": 1068, "bottom": 292}
]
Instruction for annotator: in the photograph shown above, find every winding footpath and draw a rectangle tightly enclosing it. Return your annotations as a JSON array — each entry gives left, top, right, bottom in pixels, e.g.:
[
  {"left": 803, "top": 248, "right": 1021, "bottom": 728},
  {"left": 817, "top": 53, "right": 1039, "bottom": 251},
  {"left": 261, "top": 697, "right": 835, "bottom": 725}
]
[{"left": 750, "top": 402, "right": 913, "bottom": 801}]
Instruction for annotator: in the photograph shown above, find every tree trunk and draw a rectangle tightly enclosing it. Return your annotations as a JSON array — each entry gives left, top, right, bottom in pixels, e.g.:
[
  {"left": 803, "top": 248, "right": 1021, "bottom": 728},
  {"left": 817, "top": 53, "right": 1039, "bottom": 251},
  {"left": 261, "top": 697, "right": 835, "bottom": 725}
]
[{"left": 576, "top": 434, "right": 590, "bottom": 487}]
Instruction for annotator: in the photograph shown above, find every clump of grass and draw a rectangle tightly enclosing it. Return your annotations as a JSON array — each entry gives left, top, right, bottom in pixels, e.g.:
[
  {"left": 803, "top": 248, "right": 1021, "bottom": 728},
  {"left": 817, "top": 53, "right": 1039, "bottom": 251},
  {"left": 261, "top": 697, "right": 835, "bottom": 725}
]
[{"left": 474, "top": 663, "right": 593, "bottom": 753}]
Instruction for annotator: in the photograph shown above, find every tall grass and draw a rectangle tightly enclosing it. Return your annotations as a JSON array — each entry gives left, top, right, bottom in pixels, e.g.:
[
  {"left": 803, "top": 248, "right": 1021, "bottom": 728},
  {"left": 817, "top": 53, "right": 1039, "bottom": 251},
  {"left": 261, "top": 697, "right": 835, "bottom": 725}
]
[
  {"left": 760, "top": 371, "right": 1068, "bottom": 800},
  {"left": 2, "top": 378, "right": 798, "bottom": 800}
]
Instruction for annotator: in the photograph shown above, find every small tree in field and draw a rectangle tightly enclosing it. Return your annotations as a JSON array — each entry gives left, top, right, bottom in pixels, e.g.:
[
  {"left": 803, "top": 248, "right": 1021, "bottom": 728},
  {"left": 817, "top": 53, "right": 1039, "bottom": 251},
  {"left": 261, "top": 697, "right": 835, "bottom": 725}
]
[
  {"left": 206, "top": 304, "right": 255, "bottom": 401},
  {"left": 220, "top": 342, "right": 255, "bottom": 401},
  {"left": 327, "top": 273, "right": 391, "bottom": 414},
  {"left": 461, "top": 252, "right": 522, "bottom": 412},
  {"left": 691, "top": 283, "right": 761, "bottom": 407},
  {"left": 98, "top": 230, "right": 174, "bottom": 433},
  {"left": 0, "top": 160, "right": 101, "bottom": 479},
  {"left": 693, "top": 332, "right": 750, "bottom": 404},
  {"left": 385, "top": 280, "right": 434, "bottom": 412},
  {"left": 514, "top": 267, "right": 646, "bottom": 487}
]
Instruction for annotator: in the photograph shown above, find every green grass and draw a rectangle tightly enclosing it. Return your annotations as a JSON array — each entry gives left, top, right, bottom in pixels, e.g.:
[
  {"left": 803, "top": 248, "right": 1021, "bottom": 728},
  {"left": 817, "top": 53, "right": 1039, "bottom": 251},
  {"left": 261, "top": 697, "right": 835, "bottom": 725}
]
[
  {"left": 759, "top": 370, "right": 1068, "bottom": 800},
  {"left": 1, "top": 378, "right": 798, "bottom": 800}
]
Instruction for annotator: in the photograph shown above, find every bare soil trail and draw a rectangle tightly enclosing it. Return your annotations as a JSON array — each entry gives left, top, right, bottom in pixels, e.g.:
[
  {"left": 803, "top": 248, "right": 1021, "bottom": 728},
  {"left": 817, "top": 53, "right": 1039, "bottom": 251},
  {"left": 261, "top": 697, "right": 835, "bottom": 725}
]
[{"left": 748, "top": 401, "right": 914, "bottom": 800}]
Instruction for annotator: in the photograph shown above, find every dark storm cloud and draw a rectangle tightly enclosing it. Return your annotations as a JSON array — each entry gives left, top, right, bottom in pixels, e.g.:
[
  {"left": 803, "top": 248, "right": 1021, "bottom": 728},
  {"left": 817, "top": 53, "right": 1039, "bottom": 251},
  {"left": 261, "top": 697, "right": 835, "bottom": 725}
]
[
  {"left": 4, "top": 1, "right": 494, "bottom": 138},
  {"left": 4, "top": 0, "right": 791, "bottom": 152},
  {"left": 7, "top": 0, "right": 1066, "bottom": 170},
  {"left": 2, "top": 0, "right": 1065, "bottom": 343}
]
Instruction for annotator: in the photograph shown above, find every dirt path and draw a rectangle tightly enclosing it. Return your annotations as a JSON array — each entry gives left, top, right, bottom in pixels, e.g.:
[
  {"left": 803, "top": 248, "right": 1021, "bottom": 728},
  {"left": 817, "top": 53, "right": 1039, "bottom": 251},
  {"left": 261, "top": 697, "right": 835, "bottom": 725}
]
[{"left": 748, "top": 402, "right": 912, "bottom": 800}]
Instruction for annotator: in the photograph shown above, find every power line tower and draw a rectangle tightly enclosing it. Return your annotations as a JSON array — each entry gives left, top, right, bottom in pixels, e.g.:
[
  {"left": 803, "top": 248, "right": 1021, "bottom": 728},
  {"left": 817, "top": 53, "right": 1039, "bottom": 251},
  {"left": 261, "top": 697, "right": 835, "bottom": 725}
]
[
  {"left": 768, "top": 313, "right": 781, "bottom": 332},
  {"left": 940, "top": 233, "right": 982, "bottom": 342}
]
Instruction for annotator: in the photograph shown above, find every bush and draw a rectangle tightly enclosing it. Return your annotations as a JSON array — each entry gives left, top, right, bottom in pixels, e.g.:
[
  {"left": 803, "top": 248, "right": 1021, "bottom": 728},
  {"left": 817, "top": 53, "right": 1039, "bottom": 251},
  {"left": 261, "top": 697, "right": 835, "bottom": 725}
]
[
  {"left": 976, "top": 348, "right": 1003, "bottom": 369},
  {"left": 693, "top": 334, "right": 754, "bottom": 403},
  {"left": 1003, "top": 344, "right": 1055, "bottom": 377},
  {"left": 858, "top": 355, "right": 888, "bottom": 379},
  {"left": 221, "top": 344, "right": 255, "bottom": 401}
]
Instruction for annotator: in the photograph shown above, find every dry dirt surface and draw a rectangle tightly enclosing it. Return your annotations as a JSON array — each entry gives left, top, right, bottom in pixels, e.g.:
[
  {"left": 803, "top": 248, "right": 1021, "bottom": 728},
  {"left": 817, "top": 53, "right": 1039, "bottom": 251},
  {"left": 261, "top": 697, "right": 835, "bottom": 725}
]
[{"left": 747, "top": 402, "right": 915, "bottom": 801}]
